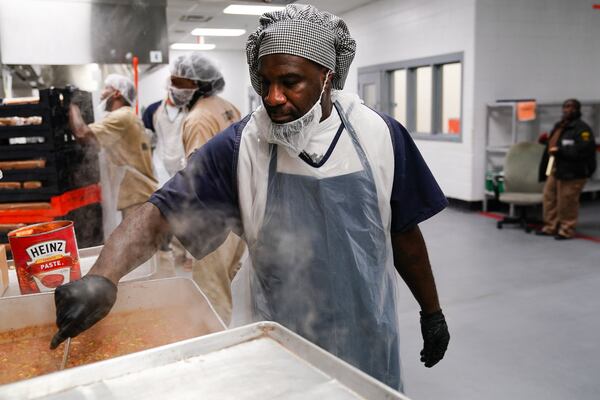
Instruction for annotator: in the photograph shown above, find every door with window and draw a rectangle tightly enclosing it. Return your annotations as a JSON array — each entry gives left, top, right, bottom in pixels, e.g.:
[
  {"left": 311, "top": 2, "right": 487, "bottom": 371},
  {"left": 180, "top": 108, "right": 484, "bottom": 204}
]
[
  {"left": 358, "top": 71, "right": 382, "bottom": 111},
  {"left": 357, "top": 53, "right": 463, "bottom": 140}
]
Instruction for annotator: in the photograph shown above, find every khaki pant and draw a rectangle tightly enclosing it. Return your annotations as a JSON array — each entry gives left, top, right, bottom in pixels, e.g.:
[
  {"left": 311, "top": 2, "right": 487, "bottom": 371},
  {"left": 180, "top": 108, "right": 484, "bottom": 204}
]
[
  {"left": 154, "top": 250, "right": 177, "bottom": 278},
  {"left": 542, "top": 175, "right": 586, "bottom": 237},
  {"left": 193, "top": 232, "right": 246, "bottom": 326}
]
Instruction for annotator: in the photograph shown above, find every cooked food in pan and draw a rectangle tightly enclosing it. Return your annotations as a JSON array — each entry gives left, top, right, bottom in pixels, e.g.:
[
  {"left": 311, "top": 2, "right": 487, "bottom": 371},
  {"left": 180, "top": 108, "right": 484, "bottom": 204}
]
[{"left": 0, "top": 307, "right": 203, "bottom": 385}]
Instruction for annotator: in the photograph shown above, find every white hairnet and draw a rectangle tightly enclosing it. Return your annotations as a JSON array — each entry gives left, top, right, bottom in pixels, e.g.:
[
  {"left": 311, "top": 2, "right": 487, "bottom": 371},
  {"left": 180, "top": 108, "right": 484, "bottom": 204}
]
[
  {"left": 104, "top": 74, "right": 136, "bottom": 106},
  {"left": 170, "top": 53, "right": 223, "bottom": 83},
  {"left": 246, "top": 4, "right": 356, "bottom": 95}
]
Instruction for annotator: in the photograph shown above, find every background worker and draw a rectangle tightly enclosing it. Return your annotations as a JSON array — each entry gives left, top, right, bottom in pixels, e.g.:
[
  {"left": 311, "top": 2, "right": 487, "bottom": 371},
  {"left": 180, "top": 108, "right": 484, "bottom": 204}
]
[
  {"left": 148, "top": 53, "right": 245, "bottom": 322},
  {"left": 69, "top": 74, "right": 157, "bottom": 222},
  {"left": 173, "top": 53, "right": 241, "bottom": 157},
  {"left": 537, "top": 98, "right": 597, "bottom": 239},
  {"left": 142, "top": 57, "right": 193, "bottom": 274},
  {"left": 176, "top": 53, "right": 245, "bottom": 324},
  {"left": 51, "top": 5, "right": 449, "bottom": 391},
  {"left": 142, "top": 76, "right": 188, "bottom": 187},
  {"left": 143, "top": 54, "right": 241, "bottom": 179}
]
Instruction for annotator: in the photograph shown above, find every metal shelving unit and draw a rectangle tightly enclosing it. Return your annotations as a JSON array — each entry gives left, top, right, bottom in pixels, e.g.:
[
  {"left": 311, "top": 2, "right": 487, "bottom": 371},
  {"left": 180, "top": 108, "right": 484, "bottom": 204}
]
[{"left": 483, "top": 102, "right": 532, "bottom": 212}]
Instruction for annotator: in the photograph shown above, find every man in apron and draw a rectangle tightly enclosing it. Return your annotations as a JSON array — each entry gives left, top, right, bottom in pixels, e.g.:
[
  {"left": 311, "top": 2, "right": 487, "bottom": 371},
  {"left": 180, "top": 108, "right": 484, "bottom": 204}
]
[
  {"left": 174, "top": 53, "right": 246, "bottom": 325},
  {"left": 150, "top": 53, "right": 246, "bottom": 323},
  {"left": 69, "top": 74, "right": 157, "bottom": 222},
  {"left": 53, "top": 5, "right": 449, "bottom": 392}
]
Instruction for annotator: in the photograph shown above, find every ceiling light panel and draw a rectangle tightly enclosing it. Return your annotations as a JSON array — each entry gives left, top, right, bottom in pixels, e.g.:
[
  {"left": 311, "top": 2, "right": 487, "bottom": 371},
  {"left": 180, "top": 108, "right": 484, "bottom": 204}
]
[
  {"left": 191, "top": 28, "right": 246, "bottom": 37},
  {"left": 223, "top": 5, "right": 286, "bottom": 15},
  {"left": 170, "top": 43, "right": 216, "bottom": 51}
]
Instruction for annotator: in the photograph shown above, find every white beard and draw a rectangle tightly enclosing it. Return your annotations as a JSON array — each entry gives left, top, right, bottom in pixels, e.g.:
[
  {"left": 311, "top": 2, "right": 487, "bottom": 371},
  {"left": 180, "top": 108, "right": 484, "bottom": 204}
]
[{"left": 263, "top": 71, "right": 331, "bottom": 157}]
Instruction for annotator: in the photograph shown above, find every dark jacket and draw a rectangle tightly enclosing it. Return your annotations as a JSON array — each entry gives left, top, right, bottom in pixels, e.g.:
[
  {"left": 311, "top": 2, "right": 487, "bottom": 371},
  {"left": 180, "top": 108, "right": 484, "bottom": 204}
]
[{"left": 539, "top": 118, "right": 597, "bottom": 181}]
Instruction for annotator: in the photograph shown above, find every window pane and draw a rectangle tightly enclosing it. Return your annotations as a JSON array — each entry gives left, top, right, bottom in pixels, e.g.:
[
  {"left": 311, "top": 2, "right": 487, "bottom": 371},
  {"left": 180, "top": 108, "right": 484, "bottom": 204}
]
[
  {"left": 392, "top": 69, "right": 406, "bottom": 124},
  {"left": 362, "top": 83, "right": 377, "bottom": 109},
  {"left": 415, "top": 66, "right": 432, "bottom": 133},
  {"left": 441, "top": 62, "right": 462, "bottom": 134}
]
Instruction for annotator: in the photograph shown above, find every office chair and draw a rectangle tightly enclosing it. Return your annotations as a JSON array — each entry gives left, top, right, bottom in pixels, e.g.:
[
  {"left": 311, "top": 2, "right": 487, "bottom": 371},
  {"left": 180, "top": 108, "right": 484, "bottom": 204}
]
[{"left": 496, "top": 142, "right": 545, "bottom": 232}]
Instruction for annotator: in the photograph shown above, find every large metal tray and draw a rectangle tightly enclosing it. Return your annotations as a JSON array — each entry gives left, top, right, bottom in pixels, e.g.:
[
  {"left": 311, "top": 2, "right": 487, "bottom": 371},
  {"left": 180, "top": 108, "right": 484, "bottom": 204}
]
[
  {"left": 0, "top": 321, "right": 409, "bottom": 400},
  {"left": 0, "top": 277, "right": 225, "bottom": 332}
]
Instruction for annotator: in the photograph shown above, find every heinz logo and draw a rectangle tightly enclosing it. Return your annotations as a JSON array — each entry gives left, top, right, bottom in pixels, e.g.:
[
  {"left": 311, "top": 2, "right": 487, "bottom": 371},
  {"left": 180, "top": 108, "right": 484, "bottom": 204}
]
[{"left": 26, "top": 240, "right": 67, "bottom": 261}]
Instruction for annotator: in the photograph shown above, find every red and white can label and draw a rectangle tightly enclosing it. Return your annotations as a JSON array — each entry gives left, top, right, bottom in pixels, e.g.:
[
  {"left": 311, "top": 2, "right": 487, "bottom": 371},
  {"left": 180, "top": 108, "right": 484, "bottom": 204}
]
[{"left": 8, "top": 221, "right": 81, "bottom": 295}]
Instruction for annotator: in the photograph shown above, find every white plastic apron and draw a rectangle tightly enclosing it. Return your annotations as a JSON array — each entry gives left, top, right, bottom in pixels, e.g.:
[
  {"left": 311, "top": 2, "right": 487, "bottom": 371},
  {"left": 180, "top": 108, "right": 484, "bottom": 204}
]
[
  {"left": 231, "top": 101, "right": 402, "bottom": 390},
  {"left": 100, "top": 156, "right": 158, "bottom": 237},
  {"left": 152, "top": 102, "right": 187, "bottom": 186}
]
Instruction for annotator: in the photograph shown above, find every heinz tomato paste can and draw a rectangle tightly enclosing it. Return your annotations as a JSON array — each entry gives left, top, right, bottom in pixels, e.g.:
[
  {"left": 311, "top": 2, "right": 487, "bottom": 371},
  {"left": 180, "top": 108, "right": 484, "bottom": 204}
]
[{"left": 8, "top": 221, "right": 81, "bottom": 295}]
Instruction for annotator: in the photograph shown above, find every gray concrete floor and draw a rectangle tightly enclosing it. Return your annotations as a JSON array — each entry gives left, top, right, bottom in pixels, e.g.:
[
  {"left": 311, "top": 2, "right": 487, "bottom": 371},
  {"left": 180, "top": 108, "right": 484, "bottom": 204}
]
[
  {"left": 577, "top": 199, "right": 600, "bottom": 238},
  {"left": 397, "top": 205, "right": 600, "bottom": 400}
]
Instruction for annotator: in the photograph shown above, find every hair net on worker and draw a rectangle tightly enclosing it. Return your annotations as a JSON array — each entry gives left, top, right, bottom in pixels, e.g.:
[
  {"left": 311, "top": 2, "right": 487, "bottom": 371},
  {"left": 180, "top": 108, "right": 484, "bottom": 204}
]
[
  {"left": 170, "top": 53, "right": 223, "bottom": 83},
  {"left": 246, "top": 4, "right": 356, "bottom": 95},
  {"left": 104, "top": 74, "right": 136, "bottom": 106}
]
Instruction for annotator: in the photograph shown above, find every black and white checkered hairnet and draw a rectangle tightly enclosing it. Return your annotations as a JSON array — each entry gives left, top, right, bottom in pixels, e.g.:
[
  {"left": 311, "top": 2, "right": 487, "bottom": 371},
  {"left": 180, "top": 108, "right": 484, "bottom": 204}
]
[{"left": 246, "top": 4, "right": 356, "bottom": 95}]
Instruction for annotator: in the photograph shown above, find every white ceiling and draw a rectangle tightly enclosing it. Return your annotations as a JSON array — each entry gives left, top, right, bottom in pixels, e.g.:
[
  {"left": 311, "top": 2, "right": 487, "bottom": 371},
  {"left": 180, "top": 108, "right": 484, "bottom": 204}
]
[{"left": 166, "top": 0, "right": 380, "bottom": 51}]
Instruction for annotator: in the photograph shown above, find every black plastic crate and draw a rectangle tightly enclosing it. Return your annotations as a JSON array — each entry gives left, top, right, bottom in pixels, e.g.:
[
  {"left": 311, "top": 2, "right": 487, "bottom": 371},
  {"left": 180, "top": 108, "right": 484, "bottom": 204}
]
[
  {"left": 0, "top": 87, "right": 93, "bottom": 151},
  {"left": 0, "top": 146, "right": 100, "bottom": 202},
  {"left": 0, "top": 87, "right": 93, "bottom": 123},
  {"left": 0, "top": 88, "right": 98, "bottom": 203},
  {"left": 0, "top": 124, "right": 76, "bottom": 150}
]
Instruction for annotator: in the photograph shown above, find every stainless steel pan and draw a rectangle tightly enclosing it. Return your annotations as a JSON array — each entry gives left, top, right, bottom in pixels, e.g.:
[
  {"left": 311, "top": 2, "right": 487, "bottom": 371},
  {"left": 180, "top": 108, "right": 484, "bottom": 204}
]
[{"left": 0, "top": 321, "right": 409, "bottom": 400}]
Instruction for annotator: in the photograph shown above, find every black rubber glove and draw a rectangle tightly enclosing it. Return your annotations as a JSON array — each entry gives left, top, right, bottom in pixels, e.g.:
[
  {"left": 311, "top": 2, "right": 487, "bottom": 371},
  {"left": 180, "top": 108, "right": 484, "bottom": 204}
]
[
  {"left": 50, "top": 275, "right": 117, "bottom": 349},
  {"left": 420, "top": 310, "right": 450, "bottom": 368}
]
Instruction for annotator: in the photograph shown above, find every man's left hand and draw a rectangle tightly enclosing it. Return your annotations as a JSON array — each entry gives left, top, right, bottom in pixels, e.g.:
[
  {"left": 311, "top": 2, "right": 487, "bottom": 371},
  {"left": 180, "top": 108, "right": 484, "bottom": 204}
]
[
  {"left": 420, "top": 310, "right": 450, "bottom": 367},
  {"left": 549, "top": 146, "right": 559, "bottom": 154}
]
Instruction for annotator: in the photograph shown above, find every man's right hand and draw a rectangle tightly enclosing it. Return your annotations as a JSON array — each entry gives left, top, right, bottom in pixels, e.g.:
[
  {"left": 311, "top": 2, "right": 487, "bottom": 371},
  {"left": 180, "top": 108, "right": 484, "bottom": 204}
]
[{"left": 50, "top": 275, "right": 117, "bottom": 349}]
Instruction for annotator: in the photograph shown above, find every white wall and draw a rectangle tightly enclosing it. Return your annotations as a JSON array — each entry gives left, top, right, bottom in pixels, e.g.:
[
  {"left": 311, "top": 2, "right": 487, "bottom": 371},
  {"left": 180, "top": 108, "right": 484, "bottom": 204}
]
[
  {"left": 472, "top": 0, "right": 600, "bottom": 199},
  {"left": 138, "top": 49, "right": 251, "bottom": 115},
  {"left": 343, "top": 0, "right": 477, "bottom": 200}
]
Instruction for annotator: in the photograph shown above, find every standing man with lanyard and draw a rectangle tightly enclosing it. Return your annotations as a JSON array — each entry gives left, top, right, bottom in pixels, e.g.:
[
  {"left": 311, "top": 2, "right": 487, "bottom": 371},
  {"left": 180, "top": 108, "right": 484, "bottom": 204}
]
[
  {"left": 69, "top": 74, "right": 157, "bottom": 221},
  {"left": 51, "top": 5, "right": 449, "bottom": 391},
  {"left": 537, "top": 98, "right": 596, "bottom": 239}
]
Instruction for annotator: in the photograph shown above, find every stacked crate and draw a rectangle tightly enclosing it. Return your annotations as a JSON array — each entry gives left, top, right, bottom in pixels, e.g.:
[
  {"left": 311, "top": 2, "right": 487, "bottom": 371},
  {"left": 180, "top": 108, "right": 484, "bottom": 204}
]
[{"left": 0, "top": 88, "right": 103, "bottom": 251}]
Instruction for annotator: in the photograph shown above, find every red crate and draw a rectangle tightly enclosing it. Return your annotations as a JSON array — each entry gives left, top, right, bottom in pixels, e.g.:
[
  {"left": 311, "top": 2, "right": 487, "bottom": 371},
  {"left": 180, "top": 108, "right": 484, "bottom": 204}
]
[{"left": 0, "top": 184, "right": 101, "bottom": 224}]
